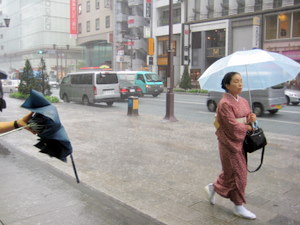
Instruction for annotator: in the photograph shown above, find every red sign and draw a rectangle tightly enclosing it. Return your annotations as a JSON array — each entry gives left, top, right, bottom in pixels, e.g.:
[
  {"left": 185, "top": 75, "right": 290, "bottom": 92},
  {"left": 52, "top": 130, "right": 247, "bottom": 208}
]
[
  {"left": 128, "top": 19, "right": 135, "bottom": 24},
  {"left": 70, "top": 0, "right": 77, "bottom": 34},
  {"left": 124, "top": 41, "right": 134, "bottom": 46}
]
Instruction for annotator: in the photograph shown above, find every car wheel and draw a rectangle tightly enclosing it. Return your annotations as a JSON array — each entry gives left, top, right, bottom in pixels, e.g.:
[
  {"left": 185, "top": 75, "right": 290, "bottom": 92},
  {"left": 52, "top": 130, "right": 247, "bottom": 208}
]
[
  {"left": 106, "top": 101, "right": 113, "bottom": 106},
  {"left": 292, "top": 102, "right": 299, "bottom": 106},
  {"left": 268, "top": 109, "right": 278, "bottom": 114},
  {"left": 63, "top": 94, "right": 69, "bottom": 103},
  {"left": 285, "top": 95, "right": 290, "bottom": 105},
  {"left": 253, "top": 103, "right": 264, "bottom": 117},
  {"left": 152, "top": 93, "right": 159, "bottom": 97},
  {"left": 82, "top": 96, "right": 90, "bottom": 105},
  {"left": 207, "top": 100, "right": 217, "bottom": 112}
]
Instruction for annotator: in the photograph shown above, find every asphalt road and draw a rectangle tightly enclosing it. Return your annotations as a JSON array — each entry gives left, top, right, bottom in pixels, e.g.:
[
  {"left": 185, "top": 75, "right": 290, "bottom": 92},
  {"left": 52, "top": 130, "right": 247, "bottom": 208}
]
[{"left": 51, "top": 88, "right": 300, "bottom": 136}]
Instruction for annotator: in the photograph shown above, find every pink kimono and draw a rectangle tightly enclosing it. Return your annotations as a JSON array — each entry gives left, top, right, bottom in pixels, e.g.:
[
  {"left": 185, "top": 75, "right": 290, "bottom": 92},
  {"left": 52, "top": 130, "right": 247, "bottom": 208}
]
[{"left": 214, "top": 93, "right": 251, "bottom": 205}]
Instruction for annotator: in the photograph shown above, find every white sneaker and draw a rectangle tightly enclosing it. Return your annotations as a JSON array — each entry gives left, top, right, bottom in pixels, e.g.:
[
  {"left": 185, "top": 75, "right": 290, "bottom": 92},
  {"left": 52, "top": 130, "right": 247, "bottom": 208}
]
[
  {"left": 204, "top": 183, "right": 215, "bottom": 205},
  {"left": 233, "top": 205, "right": 256, "bottom": 220}
]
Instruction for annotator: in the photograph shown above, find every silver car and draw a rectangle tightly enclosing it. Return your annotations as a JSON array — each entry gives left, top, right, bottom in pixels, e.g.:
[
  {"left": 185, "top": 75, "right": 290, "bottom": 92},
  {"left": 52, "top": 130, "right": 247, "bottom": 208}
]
[{"left": 285, "top": 89, "right": 300, "bottom": 106}]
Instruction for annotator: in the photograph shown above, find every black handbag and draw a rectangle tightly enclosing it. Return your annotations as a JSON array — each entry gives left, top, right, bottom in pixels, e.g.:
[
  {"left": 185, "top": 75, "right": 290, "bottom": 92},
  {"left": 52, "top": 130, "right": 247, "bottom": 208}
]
[
  {"left": 0, "top": 98, "right": 6, "bottom": 111},
  {"left": 243, "top": 127, "right": 267, "bottom": 172}
]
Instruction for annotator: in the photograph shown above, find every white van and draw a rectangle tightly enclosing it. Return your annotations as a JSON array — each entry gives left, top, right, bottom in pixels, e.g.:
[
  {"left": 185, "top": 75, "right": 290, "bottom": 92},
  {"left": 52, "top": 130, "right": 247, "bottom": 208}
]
[
  {"left": 59, "top": 71, "right": 120, "bottom": 106},
  {"left": 206, "top": 83, "right": 287, "bottom": 116},
  {"left": 1, "top": 79, "right": 20, "bottom": 93}
]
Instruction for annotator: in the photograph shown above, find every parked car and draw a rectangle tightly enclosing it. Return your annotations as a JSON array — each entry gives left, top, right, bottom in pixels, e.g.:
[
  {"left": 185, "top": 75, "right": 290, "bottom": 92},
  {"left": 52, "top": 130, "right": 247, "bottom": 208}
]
[
  {"left": 1, "top": 79, "right": 20, "bottom": 93},
  {"left": 285, "top": 89, "right": 300, "bottom": 105},
  {"left": 119, "top": 80, "right": 142, "bottom": 100},
  {"left": 49, "top": 80, "right": 59, "bottom": 88},
  {"left": 206, "top": 84, "right": 286, "bottom": 117}
]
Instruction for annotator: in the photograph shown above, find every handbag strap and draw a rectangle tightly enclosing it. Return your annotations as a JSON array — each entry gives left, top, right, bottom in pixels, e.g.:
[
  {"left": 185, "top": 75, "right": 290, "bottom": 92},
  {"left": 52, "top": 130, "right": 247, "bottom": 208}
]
[{"left": 244, "top": 146, "right": 265, "bottom": 173}]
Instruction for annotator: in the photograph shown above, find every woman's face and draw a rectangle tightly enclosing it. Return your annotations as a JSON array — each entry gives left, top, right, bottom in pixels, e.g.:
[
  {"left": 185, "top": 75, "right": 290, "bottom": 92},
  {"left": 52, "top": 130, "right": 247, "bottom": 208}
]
[{"left": 225, "top": 73, "right": 243, "bottom": 96}]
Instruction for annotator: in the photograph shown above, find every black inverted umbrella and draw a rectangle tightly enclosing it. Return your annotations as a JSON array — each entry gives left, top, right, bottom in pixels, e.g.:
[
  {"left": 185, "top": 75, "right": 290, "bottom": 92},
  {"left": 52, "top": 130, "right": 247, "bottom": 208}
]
[
  {"left": 0, "top": 70, "right": 8, "bottom": 79},
  {"left": 21, "top": 90, "right": 80, "bottom": 183}
]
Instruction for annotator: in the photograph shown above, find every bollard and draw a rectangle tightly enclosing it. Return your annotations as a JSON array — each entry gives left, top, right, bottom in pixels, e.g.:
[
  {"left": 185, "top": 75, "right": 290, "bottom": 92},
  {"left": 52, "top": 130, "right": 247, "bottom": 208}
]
[{"left": 127, "top": 96, "right": 139, "bottom": 116}]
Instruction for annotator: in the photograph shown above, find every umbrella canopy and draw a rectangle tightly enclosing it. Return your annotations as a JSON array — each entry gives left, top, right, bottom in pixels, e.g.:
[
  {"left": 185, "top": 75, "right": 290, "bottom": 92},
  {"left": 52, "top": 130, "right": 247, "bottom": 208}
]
[
  {"left": 21, "top": 90, "right": 72, "bottom": 162},
  {"left": 198, "top": 49, "right": 300, "bottom": 92},
  {"left": 0, "top": 70, "right": 8, "bottom": 79}
]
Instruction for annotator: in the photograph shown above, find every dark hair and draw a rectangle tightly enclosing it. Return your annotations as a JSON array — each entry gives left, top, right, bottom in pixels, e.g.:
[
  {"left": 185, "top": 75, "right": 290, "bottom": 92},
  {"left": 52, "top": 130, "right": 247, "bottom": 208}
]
[{"left": 221, "top": 72, "right": 239, "bottom": 92}]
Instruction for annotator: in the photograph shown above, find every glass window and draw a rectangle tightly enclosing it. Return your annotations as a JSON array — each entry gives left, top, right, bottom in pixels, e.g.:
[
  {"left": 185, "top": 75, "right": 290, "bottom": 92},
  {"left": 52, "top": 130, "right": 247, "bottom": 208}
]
[
  {"left": 192, "top": 32, "right": 201, "bottom": 49},
  {"left": 254, "top": 0, "right": 262, "bottom": 11},
  {"left": 106, "top": 16, "right": 110, "bottom": 28},
  {"left": 78, "top": 4, "right": 82, "bottom": 15},
  {"left": 86, "top": 1, "right": 90, "bottom": 12},
  {"left": 237, "top": 0, "right": 245, "bottom": 14},
  {"left": 78, "top": 23, "right": 82, "bottom": 34},
  {"left": 96, "top": 0, "right": 100, "bottom": 9},
  {"left": 265, "top": 15, "right": 277, "bottom": 40},
  {"left": 221, "top": 0, "right": 229, "bottom": 16},
  {"left": 293, "top": 11, "right": 300, "bottom": 37},
  {"left": 95, "top": 18, "right": 100, "bottom": 30},
  {"left": 278, "top": 13, "right": 291, "bottom": 39},
  {"left": 86, "top": 21, "right": 90, "bottom": 32},
  {"left": 273, "top": 0, "right": 282, "bottom": 8},
  {"left": 96, "top": 73, "right": 118, "bottom": 84}
]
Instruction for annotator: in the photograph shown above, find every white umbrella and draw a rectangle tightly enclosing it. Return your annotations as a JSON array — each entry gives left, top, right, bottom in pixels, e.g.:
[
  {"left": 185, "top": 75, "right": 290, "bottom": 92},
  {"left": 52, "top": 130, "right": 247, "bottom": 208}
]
[{"left": 198, "top": 49, "right": 300, "bottom": 92}]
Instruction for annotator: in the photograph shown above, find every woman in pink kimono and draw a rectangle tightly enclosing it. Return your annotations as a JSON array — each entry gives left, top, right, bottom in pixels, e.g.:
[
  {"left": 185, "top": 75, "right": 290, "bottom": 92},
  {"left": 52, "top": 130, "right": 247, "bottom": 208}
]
[{"left": 205, "top": 72, "right": 257, "bottom": 219}]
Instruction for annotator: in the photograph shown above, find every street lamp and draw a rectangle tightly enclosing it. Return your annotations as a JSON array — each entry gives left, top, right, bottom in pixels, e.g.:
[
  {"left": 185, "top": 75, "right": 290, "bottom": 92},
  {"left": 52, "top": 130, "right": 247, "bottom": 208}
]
[
  {"left": 163, "top": 0, "right": 177, "bottom": 122},
  {"left": 0, "top": 18, "right": 10, "bottom": 27}
]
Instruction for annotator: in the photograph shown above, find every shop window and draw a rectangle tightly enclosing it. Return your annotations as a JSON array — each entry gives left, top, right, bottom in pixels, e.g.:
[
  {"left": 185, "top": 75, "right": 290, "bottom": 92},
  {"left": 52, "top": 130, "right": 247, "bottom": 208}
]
[
  {"left": 293, "top": 11, "right": 300, "bottom": 37},
  {"left": 278, "top": 13, "right": 291, "bottom": 38},
  {"left": 192, "top": 32, "right": 201, "bottom": 49},
  {"left": 265, "top": 15, "right": 277, "bottom": 40}
]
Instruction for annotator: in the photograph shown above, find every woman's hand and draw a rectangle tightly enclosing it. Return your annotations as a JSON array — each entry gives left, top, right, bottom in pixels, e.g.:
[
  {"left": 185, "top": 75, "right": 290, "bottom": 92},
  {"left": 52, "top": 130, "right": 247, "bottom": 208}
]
[
  {"left": 247, "top": 113, "right": 256, "bottom": 124},
  {"left": 17, "top": 112, "right": 34, "bottom": 127},
  {"left": 17, "top": 112, "right": 37, "bottom": 134}
]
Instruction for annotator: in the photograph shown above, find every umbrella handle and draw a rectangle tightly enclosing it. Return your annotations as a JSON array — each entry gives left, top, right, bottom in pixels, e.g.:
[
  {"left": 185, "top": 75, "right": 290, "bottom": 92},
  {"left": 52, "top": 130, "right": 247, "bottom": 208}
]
[
  {"left": 245, "top": 65, "right": 253, "bottom": 112},
  {"left": 70, "top": 154, "right": 80, "bottom": 183}
]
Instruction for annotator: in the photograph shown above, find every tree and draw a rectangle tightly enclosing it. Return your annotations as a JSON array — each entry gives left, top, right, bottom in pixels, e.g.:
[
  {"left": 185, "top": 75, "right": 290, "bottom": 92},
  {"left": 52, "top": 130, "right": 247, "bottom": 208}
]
[
  {"left": 18, "top": 58, "right": 51, "bottom": 95},
  {"left": 38, "top": 57, "right": 51, "bottom": 95},
  {"left": 19, "top": 59, "right": 35, "bottom": 94},
  {"left": 179, "top": 65, "right": 191, "bottom": 90}
]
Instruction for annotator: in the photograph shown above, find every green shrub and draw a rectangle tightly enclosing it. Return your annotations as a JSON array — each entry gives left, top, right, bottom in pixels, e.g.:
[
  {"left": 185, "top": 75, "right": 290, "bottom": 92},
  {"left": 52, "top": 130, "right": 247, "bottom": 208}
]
[{"left": 9, "top": 92, "right": 59, "bottom": 103}]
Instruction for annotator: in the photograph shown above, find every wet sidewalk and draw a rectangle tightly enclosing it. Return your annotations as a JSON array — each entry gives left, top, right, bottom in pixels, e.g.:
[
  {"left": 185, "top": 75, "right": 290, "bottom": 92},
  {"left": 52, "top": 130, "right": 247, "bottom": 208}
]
[{"left": 1, "top": 96, "right": 300, "bottom": 225}]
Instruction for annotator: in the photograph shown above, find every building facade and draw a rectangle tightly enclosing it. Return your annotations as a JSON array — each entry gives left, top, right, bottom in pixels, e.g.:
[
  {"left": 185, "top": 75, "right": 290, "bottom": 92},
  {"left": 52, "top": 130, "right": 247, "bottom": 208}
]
[
  {"left": 76, "top": 0, "right": 113, "bottom": 68},
  {"left": 184, "top": 0, "right": 300, "bottom": 88},
  {"left": 0, "top": 0, "right": 83, "bottom": 80}
]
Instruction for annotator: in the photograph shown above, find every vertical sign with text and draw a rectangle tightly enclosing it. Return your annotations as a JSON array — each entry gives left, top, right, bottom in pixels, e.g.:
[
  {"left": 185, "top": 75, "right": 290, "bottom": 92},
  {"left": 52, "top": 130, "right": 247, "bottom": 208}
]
[
  {"left": 70, "top": 0, "right": 77, "bottom": 34},
  {"left": 144, "top": 0, "right": 152, "bottom": 18},
  {"left": 182, "top": 24, "right": 190, "bottom": 65}
]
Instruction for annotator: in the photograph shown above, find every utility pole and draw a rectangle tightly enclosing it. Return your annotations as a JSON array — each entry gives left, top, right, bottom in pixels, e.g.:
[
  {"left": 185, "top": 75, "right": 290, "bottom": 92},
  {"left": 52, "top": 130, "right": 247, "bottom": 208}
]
[{"left": 164, "top": 0, "right": 177, "bottom": 122}]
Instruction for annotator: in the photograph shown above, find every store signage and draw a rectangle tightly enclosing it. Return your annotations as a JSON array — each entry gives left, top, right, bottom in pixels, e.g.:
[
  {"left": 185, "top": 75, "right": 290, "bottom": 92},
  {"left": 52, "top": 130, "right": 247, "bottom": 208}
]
[{"left": 70, "top": 0, "right": 77, "bottom": 34}]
